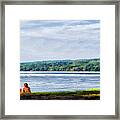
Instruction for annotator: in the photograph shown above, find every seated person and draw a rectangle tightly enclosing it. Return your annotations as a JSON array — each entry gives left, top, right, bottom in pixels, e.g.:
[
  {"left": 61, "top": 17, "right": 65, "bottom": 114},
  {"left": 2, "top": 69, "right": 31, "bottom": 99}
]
[{"left": 22, "top": 83, "right": 31, "bottom": 96}]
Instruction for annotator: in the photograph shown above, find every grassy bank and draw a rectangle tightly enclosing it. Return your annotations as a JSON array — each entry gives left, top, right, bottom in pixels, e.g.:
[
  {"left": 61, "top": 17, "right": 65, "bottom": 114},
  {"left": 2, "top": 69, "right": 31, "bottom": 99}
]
[{"left": 20, "top": 88, "right": 100, "bottom": 100}]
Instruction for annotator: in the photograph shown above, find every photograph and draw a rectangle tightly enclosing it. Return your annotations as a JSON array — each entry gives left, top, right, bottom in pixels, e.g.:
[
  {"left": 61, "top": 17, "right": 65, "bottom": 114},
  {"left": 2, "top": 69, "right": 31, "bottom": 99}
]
[
  {"left": 20, "top": 20, "right": 100, "bottom": 100},
  {"left": 2, "top": 1, "right": 117, "bottom": 118}
]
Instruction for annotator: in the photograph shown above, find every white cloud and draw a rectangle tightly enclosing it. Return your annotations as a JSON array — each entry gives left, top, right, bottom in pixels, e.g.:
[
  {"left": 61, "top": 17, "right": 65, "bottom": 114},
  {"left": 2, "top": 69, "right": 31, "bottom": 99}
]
[{"left": 20, "top": 20, "right": 100, "bottom": 62}]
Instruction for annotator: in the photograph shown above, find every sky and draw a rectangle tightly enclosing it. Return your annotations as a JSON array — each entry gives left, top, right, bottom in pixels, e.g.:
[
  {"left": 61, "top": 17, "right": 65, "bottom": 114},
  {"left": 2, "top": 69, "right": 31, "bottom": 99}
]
[{"left": 20, "top": 20, "right": 100, "bottom": 62}]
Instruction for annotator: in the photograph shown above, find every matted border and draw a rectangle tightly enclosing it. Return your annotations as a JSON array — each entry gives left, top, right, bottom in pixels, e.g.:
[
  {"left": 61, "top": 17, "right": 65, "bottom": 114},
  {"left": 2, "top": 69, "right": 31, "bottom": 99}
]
[{"left": 0, "top": 0, "right": 119, "bottom": 119}]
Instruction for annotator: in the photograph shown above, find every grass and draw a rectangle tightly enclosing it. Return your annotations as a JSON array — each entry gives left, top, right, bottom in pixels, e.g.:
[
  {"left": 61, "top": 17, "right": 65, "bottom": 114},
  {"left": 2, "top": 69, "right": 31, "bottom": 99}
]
[
  {"left": 20, "top": 88, "right": 100, "bottom": 100},
  {"left": 31, "top": 88, "right": 100, "bottom": 96}
]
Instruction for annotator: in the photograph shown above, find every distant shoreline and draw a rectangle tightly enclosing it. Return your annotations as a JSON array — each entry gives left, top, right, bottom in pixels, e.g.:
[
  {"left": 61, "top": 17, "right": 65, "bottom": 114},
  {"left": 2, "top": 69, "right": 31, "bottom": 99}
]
[
  {"left": 20, "top": 58, "right": 100, "bottom": 63},
  {"left": 20, "top": 71, "right": 100, "bottom": 74},
  {"left": 20, "top": 58, "right": 100, "bottom": 71}
]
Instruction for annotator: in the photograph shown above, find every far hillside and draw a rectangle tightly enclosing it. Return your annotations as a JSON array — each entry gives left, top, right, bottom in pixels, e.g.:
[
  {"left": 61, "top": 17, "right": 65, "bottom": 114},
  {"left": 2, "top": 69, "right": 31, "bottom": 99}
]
[{"left": 20, "top": 58, "right": 100, "bottom": 71}]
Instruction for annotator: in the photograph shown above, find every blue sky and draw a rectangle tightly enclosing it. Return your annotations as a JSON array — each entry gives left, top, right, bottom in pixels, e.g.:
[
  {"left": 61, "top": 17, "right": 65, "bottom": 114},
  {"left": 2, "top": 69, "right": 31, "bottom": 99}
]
[{"left": 20, "top": 20, "right": 100, "bottom": 62}]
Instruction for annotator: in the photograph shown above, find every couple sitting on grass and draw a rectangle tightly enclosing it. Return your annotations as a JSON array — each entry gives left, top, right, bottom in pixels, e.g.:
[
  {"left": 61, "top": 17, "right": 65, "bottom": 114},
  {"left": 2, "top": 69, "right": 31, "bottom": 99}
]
[{"left": 20, "top": 83, "right": 31, "bottom": 98}]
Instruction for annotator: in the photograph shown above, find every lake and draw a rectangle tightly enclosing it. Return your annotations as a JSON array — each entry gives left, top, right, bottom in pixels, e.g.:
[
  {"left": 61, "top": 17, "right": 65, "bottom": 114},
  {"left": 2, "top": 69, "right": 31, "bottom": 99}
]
[{"left": 20, "top": 72, "right": 100, "bottom": 92}]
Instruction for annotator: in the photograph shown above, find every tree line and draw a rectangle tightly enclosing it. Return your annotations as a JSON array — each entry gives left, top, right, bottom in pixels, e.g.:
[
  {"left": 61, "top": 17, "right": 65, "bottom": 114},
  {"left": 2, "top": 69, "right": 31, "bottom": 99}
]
[{"left": 20, "top": 58, "right": 100, "bottom": 71}]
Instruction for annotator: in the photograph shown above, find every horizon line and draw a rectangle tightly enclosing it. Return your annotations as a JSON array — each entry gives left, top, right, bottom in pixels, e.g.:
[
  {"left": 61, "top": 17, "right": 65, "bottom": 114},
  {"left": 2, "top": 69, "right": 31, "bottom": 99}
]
[{"left": 20, "top": 57, "right": 100, "bottom": 63}]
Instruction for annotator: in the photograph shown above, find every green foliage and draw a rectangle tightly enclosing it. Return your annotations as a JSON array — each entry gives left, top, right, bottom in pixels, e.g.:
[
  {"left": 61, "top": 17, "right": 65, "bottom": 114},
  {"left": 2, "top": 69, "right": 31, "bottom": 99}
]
[
  {"left": 20, "top": 58, "right": 100, "bottom": 71},
  {"left": 31, "top": 89, "right": 100, "bottom": 96},
  {"left": 86, "top": 88, "right": 100, "bottom": 91}
]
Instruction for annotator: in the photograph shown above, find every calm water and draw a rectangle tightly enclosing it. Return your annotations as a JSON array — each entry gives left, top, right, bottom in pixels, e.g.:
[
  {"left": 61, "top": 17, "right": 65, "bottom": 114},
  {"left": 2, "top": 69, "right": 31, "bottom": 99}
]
[{"left": 20, "top": 72, "right": 100, "bottom": 92}]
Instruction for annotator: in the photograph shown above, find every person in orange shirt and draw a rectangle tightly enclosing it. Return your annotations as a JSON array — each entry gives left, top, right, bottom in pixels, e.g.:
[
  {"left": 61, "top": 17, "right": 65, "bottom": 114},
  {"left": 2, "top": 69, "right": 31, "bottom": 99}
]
[
  {"left": 23, "top": 83, "right": 31, "bottom": 93},
  {"left": 22, "top": 83, "right": 31, "bottom": 99}
]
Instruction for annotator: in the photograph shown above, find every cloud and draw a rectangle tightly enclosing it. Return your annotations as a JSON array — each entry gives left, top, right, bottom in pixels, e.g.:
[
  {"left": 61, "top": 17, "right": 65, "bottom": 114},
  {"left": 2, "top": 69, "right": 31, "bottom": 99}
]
[{"left": 20, "top": 20, "right": 100, "bottom": 62}]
